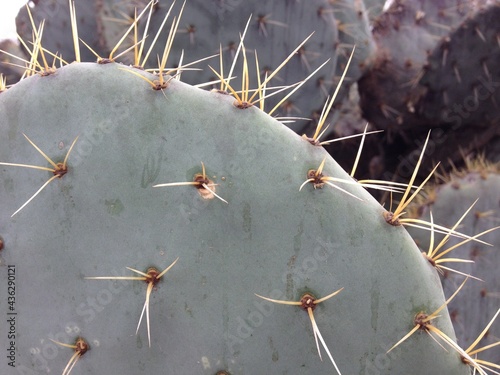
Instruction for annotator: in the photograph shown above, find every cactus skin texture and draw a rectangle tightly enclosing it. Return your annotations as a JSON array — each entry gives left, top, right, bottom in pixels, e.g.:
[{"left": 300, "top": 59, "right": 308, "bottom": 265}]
[
  {"left": 0, "top": 62, "right": 472, "bottom": 374},
  {"left": 408, "top": 163, "right": 500, "bottom": 366}
]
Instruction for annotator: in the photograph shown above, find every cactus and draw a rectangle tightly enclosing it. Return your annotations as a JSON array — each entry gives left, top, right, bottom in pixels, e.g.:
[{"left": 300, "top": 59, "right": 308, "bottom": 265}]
[
  {"left": 13, "top": 0, "right": 376, "bottom": 128},
  {"left": 358, "top": 0, "right": 495, "bottom": 130},
  {"left": 1, "top": 3, "right": 499, "bottom": 373},
  {"left": 407, "top": 158, "right": 500, "bottom": 367},
  {"left": 132, "top": 0, "right": 378, "bottom": 135},
  {"left": 0, "top": 59, "right": 484, "bottom": 374},
  {"left": 357, "top": 0, "right": 500, "bottom": 176},
  {"left": 10, "top": 0, "right": 500, "bottom": 180}
]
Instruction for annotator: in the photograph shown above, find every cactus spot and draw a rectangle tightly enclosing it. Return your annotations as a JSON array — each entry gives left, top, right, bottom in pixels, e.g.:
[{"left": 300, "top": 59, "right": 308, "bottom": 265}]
[
  {"left": 449, "top": 309, "right": 458, "bottom": 322},
  {"left": 215, "top": 371, "right": 231, "bottom": 375},
  {"left": 211, "top": 88, "right": 229, "bottom": 95},
  {"left": 233, "top": 100, "right": 252, "bottom": 109},
  {"left": 255, "top": 13, "right": 288, "bottom": 38},
  {"left": 145, "top": 267, "right": 161, "bottom": 286},
  {"left": 211, "top": 24, "right": 317, "bottom": 112},
  {"left": 193, "top": 173, "right": 217, "bottom": 200},
  {"left": 459, "top": 308, "right": 500, "bottom": 372},
  {"left": 50, "top": 337, "right": 89, "bottom": 375},
  {"left": 300, "top": 293, "right": 318, "bottom": 311},
  {"left": 185, "top": 24, "right": 196, "bottom": 45},
  {"left": 421, "top": 252, "right": 436, "bottom": 267},
  {"left": 255, "top": 288, "right": 343, "bottom": 373},
  {"left": 0, "top": 134, "right": 79, "bottom": 217},
  {"left": 381, "top": 132, "right": 442, "bottom": 228},
  {"left": 85, "top": 258, "right": 179, "bottom": 348},
  {"left": 421, "top": 199, "right": 496, "bottom": 279},
  {"left": 151, "top": 79, "right": 169, "bottom": 91},
  {"left": 39, "top": 67, "right": 57, "bottom": 77},
  {"left": 300, "top": 158, "right": 363, "bottom": 200},
  {"left": 75, "top": 337, "right": 89, "bottom": 354},
  {"left": 53, "top": 163, "right": 68, "bottom": 178},
  {"left": 154, "top": 162, "right": 228, "bottom": 203},
  {"left": 306, "top": 168, "right": 325, "bottom": 189},
  {"left": 384, "top": 211, "right": 401, "bottom": 226},
  {"left": 105, "top": 199, "right": 124, "bottom": 216},
  {"left": 387, "top": 278, "right": 481, "bottom": 365},
  {"left": 119, "top": 68, "right": 172, "bottom": 92},
  {"left": 317, "top": 7, "right": 326, "bottom": 18},
  {"left": 97, "top": 58, "right": 114, "bottom": 65},
  {"left": 0, "top": 236, "right": 3, "bottom": 251},
  {"left": 413, "top": 312, "right": 430, "bottom": 329}
]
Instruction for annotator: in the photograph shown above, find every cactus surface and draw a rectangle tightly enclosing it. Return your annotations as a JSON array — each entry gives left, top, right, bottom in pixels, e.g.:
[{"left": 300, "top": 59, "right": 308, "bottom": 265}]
[
  {"left": 2, "top": 1, "right": 500, "bottom": 373},
  {"left": 0, "top": 60, "right": 475, "bottom": 374}
]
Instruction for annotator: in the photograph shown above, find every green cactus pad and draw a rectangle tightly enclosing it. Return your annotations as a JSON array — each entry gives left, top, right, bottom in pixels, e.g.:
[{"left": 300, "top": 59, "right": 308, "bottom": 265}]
[{"left": 0, "top": 62, "right": 471, "bottom": 374}]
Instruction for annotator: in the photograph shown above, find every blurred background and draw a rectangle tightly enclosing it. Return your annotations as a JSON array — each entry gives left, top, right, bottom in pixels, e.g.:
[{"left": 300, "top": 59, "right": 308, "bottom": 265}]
[{"left": 0, "top": 0, "right": 27, "bottom": 40}]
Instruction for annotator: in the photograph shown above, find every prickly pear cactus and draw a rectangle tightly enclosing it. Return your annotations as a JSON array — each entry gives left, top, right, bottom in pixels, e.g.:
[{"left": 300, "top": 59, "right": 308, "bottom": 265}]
[
  {"left": 358, "top": 0, "right": 497, "bottom": 131},
  {"left": 357, "top": 0, "right": 500, "bottom": 181},
  {"left": 14, "top": 0, "right": 376, "bottom": 126},
  {"left": 0, "top": 61, "right": 474, "bottom": 374},
  {"left": 136, "top": 0, "right": 378, "bottom": 130},
  {"left": 408, "top": 162, "right": 500, "bottom": 366}
]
